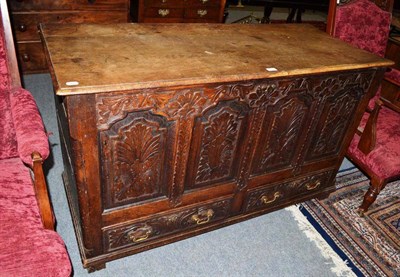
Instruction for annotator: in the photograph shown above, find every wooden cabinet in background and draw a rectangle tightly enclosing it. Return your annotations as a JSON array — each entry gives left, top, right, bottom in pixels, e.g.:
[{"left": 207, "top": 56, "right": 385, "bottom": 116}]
[
  {"left": 135, "top": 0, "right": 226, "bottom": 22},
  {"left": 8, "top": 0, "right": 130, "bottom": 73}
]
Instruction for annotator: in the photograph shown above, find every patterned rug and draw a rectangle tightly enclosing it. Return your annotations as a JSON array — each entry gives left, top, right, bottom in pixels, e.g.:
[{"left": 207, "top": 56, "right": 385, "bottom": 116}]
[{"left": 299, "top": 168, "right": 400, "bottom": 276}]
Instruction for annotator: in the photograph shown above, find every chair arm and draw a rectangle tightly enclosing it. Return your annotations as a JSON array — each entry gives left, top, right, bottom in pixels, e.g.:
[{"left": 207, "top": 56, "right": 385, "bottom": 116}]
[
  {"left": 32, "top": 152, "right": 55, "bottom": 230},
  {"left": 10, "top": 87, "right": 50, "bottom": 166},
  {"left": 357, "top": 98, "right": 382, "bottom": 155}
]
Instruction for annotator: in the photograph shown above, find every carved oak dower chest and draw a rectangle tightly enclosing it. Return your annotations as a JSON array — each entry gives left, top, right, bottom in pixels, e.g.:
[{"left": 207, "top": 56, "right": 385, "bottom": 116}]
[{"left": 39, "top": 23, "right": 392, "bottom": 271}]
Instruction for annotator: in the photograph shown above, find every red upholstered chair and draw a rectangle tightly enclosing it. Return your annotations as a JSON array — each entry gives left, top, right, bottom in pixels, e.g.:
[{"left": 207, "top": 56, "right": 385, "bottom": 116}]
[
  {"left": 0, "top": 1, "right": 71, "bottom": 275},
  {"left": 330, "top": 0, "right": 400, "bottom": 215}
]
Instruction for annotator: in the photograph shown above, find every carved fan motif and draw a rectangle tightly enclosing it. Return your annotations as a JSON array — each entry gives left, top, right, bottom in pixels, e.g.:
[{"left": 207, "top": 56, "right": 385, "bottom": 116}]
[
  {"left": 259, "top": 99, "right": 307, "bottom": 172},
  {"left": 195, "top": 108, "right": 242, "bottom": 184}
]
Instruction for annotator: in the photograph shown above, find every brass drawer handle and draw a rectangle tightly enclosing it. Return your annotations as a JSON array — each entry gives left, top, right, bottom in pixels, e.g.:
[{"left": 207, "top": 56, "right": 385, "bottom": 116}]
[
  {"left": 197, "top": 9, "right": 207, "bottom": 17},
  {"left": 158, "top": 9, "right": 170, "bottom": 17},
  {"left": 191, "top": 209, "right": 214, "bottom": 225},
  {"left": 128, "top": 225, "right": 153, "bottom": 243},
  {"left": 22, "top": 53, "right": 30, "bottom": 62},
  {"left": 201, "top": 0, "right": 208, "bottom": 3},
  {"left": 161, "top": 0, "right": 167, "bottom": 3},
  {"left": 18, "top": 24, "right": 27, "bottom": 32},
  {"left": 261, "top": 191, "right": 282, "bottom": 204},
  {"left": 306, "top": 181, "right": 321, "bottom": 191}
]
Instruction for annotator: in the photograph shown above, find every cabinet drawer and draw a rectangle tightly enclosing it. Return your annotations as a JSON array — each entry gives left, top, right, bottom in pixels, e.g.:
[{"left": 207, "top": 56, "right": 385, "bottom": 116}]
[
  {"left": 144, "top": 7, "right": 184, "bottom": 19},
  {"left": 12, "top": 11, "right": 128, "bottom": 41},
  {"left": 16, "top": 42, "right": 47, "bottom": 73},
  {"left": 244, "top": 170, "right": 334, "bottom": 213},
  {"left": 185, "top": 0, "right": 221, "bottom": 7},
  {"left": 184, "top": 7, "right": 220, "bottom": 20},
  {"left": 144, "top": 0, "right": 183, "bottom": 8},
  {"left": 104, "top": 196, "right": 232, "bottom": 252},
  {"left": 8, "top": 0, "right": 128, "bottom": 11}
]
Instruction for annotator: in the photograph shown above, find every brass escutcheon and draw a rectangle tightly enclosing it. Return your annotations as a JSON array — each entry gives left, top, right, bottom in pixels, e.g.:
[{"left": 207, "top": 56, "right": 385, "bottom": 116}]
[
  {"left": 306, "top": 181, "right": 321, "bottom": 190},
  {"left": 191, "top": 209, "right": 214, "bottom": 225},
  {"left": 197, "top": 9, "right": 208, "bottom": 17},
  {"left": 158, "top": 9, "right": 170, "bottom": 17},
  {"left": 261, "top": 191, "right": 282, "bottom": 204}
]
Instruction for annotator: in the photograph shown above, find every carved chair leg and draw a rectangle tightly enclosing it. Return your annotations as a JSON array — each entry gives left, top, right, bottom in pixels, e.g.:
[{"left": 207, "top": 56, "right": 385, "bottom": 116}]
[{"left": 358, "top": 178, "right": 386, "bottom": 216}]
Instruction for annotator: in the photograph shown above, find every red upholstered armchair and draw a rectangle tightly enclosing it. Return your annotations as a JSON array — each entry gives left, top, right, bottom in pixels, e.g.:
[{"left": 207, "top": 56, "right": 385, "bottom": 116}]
[
  {"left": 329, "top": 0, "right": 400, "bottom": 215},
  {"left": 0, "top": 1, "right": 71, "bottom": 275}
]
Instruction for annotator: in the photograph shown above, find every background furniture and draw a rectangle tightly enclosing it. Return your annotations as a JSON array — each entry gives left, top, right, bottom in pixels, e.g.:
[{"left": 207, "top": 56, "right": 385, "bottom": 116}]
[
  {"left": 0, "top": 1, "right": 71, "bottom": 275},
  {"left": 8, "top": 0, "right": 130, "bottom": 73},
  {"left": 261, "top": 0, "right": 329, "bottom": 23},
  {"left": 40, "top": 22, "right": 391, "bottom": 271},
  {"left": 133, "top": 0, "right": 226, "bottom": 22},
  {"left": 329, "top": 0, "right": 400, "bottom": 214}
]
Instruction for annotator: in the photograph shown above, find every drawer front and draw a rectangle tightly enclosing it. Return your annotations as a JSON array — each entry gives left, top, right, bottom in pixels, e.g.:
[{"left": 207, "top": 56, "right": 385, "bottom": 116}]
[
  {"left": 184, "top": 7, "right": 220, "bottom": 20},
  {"left": 16, "top": 42, "right": 47, "bottom": 73},
  {"left": 9, "top": 0, "right": 128, "bottom": 11},
  {"left": 104, "top": 197, "right": 232, "bottom": 252},
  {"left": 244, "top": 170, "right": 334, "bottom": 212},
  {"left": 144, "top": 0, "right": 183, "bottom": 8},
  {"left": 144, "top": 7, "right": 184, "bottom": 18},
  {"left": 185, "top": 0, "right": 221, "bottom": 7},
  {"left": 12, "top": 11, "right": 128, "bottom": 41}
]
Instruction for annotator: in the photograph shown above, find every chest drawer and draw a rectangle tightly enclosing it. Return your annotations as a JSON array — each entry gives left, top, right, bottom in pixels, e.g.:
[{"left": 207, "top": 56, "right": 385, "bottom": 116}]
[
  {"left": 8, "top": 0, "right": 128, "bottom": 11},
  {"left": 244, "top": 170, "right": 335, "bottom": 213},
  {"left": 185, "top": 0, "right": 221, "bottom": 7},
  {"left": 16, "top": 42, "right": 47, "bottom": 73},
  {"left": 12, "top": 11, "right": 128, "bottom": 41},
  {"left": 144, "top": 0, "right": 183, "bottom": 8},
  {"left": 103, "top": 196, "right": 232, "bottom": 252},
  {"left": 184, "top": 7, "right": 220, "bottom": 20},
  {"left": 144, "top": 7, "right": 184, "bottom": 19}
]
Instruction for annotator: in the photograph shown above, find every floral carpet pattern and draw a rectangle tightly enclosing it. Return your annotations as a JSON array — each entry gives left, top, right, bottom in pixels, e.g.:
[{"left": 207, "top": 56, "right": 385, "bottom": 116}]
[{"left": 300, "top": 168, "right": 400, "bottom": 276}]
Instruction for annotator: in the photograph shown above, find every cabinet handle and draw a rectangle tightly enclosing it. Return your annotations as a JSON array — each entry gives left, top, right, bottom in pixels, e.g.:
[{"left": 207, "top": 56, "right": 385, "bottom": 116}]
[
  {"left": 201, "top": 0, "right": 209, "bottom": 3},
  {"left": 22, "top": 53, "right": 30, "bottom": 62},
  {"left": 191, "top": 209, "right": 214, "bottom": 225},
  {"left": 128, "top": 225, "right": 153, "bottom": 243},
  {"left": 306, "top": 181, "right": 321, "bottom": 191},
  {"left": 18, "top": 24, "right": 27, "bottom": 32},
  {"left": 161, "top": 0, "right": 167, "bottom": 3},
  {"left": 261, "top": 191, "right": 281, "bottom": 204},
  {"left": 197, "top": 9, "right": 208, "bottom": 17},
  {"left": 158, "top": 9, "right": 170, "bottom": 17}
]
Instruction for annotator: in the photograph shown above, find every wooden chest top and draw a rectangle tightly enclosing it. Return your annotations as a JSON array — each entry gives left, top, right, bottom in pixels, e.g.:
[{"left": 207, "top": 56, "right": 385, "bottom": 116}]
[{"left": 39, "top": 23, "right": 392, "bottom": 95}]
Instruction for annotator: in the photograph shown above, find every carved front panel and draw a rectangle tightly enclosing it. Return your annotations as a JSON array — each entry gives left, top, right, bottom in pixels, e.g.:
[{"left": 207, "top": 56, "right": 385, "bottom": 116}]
[
  {"left": 306, "top": 85, "right": 364, "bottom": 161},
  {"left": 244, "top": 170, "right": 334, "bottom": 212},
  {"left": 100, "top": 111, "right": 175, "bottom": 208},
  {"left": 186, "top": 101, "right": 249, "bottom": 189},
  {"left": 251, "top": 92, "right": 313, "bottom": 176},
  {"left": 104, "top": 198, "right": 232, "bottom": 252}
]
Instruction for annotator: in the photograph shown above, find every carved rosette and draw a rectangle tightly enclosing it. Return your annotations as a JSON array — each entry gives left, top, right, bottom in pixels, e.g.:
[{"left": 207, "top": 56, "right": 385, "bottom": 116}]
[{"left": 105, "top": 199, "right": 231, "bottom": 251}]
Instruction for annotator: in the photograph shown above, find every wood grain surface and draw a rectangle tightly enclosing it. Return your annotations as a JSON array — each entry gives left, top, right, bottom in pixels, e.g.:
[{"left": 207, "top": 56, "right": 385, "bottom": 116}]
[{"left": 40, "top": 23, "right": 393, "bottom": 95}]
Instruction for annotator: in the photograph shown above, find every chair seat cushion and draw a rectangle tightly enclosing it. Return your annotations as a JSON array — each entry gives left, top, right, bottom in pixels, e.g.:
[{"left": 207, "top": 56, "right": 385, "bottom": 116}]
[
  {"left": 347, "top": 106, "right": 400, "bottom": 179},
  {"left": 0, "top": 158, "right": 71, "bottom": 277}
]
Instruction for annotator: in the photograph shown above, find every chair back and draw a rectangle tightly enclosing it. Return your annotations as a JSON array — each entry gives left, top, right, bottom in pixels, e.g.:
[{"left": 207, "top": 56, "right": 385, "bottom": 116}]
[
  {"left": 333, "top": 0, "right": 391, "bottom": 57},
  {"left": 0, "top": 0, "right": 20, "bottom": 159}
]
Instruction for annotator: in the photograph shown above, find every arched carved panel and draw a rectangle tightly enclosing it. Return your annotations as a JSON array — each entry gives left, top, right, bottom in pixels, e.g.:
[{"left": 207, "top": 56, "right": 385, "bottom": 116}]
[
  {"left": 306, "top": 85, "right": 364, "bottom": 161},
  {"left": 100, "top": 111, "right": 174, "bottom": 208},
  {"left": 186, "top": 101, "right": 249, "bottom": 189},
  {"left": 251, "top": 92, "right": 313, "bottom": 175}
]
